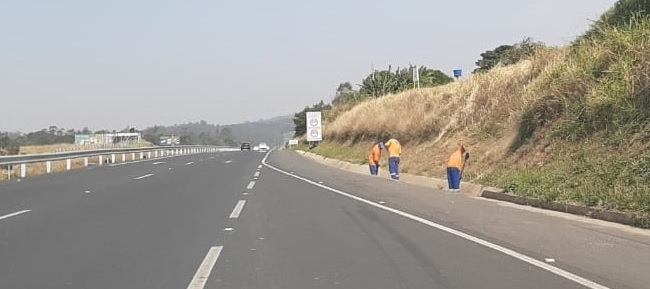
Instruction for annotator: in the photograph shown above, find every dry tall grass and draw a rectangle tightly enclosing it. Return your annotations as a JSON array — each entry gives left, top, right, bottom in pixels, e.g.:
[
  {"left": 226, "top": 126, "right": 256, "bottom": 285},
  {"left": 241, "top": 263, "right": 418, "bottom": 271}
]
[
  {"left": 315, "top": 13, "right": 650, "bottom": 219},
  {"left": 323, "top": 48, "right": 566, "bottom": 179},
  {"left": 326, "top": 48, "right": 563, "bottom": 144}
]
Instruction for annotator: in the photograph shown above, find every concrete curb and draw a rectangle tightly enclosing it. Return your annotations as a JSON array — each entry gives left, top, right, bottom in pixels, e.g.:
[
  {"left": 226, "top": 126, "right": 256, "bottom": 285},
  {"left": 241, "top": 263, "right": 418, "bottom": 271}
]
[
  {"left": 294, "top": 150, "right": 649, "bottom": 228},
  {"left": 480, "top": 187, "right": 650, "bottom": 229}
]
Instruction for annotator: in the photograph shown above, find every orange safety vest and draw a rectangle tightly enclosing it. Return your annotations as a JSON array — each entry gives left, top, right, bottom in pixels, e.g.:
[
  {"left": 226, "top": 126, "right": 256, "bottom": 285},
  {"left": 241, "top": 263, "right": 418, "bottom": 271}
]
[
  {"left": 368, "top": 144, "right": 381, "bottom": 164},
  {"left": 447, "top": 148, "right": 465, "bottom": 169}
]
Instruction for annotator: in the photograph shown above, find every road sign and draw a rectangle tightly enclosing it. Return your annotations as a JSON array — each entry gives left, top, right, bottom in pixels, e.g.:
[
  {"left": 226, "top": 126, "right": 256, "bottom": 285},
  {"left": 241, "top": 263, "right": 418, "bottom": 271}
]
[
  {"left": 453, "top": 69, "right": 462, "bottom": 79},
  {"left": 306, "top": 111, "right": 322, "bottom": 142}
]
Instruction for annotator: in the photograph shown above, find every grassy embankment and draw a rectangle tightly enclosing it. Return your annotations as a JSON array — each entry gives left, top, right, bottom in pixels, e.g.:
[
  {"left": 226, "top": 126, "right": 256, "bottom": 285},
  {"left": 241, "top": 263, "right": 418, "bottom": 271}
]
[{"left": 298, "top": 1, "right": 650, "bottom": 222}]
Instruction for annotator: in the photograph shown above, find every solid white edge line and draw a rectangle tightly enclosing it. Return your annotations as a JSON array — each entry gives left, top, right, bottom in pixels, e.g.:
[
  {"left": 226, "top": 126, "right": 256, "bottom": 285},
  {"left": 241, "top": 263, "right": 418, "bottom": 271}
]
[
  {"left": 0, "top": 209, "right": 31, "bottom": 221},
  {"left": 134, "top": 173, "right": 154, "bottom": 180},
  {"left": 261, "top": 151, "right": 610, "bottom": 289},
  {"left": 186, "top": 246, "right": 223, "bottom": 289},
  {"left": 229, "top": 200, "right": 247, "bottom": 219},
  {"left": 246, "top": 181, "right": 256, "bottom": 189}
]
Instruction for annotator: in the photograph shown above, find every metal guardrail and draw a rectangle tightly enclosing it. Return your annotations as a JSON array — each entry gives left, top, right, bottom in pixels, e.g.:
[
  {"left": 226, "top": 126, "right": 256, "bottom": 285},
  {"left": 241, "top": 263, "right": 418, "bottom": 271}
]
[
  {"left": 0, "top": 145, "right": 240, "bottom": 180},
  {"left": 0, "top": 145, "right": 235, "bottom": 166}
]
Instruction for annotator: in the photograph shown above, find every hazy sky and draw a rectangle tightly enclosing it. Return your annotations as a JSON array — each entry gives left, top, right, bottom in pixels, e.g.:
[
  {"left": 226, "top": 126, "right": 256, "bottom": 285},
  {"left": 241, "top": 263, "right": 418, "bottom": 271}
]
[{"left": 1, "top": 0, "right": 616, "bottom": 132}]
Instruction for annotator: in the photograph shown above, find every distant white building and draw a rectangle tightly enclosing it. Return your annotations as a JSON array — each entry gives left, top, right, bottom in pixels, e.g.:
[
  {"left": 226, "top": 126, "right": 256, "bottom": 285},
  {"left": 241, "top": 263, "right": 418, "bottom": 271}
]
[{"left": 75, "top": 132, "right": 141, "bottom": 145}]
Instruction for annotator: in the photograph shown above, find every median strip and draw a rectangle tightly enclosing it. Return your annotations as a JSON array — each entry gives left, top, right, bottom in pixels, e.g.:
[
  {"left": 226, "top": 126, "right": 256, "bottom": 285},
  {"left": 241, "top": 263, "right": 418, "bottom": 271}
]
[
  {"left": 134, "top": 173, "right": 154, "bottom": 180},
  {"left": 0, "top": 209, "right": 31, "bottom": 221}
]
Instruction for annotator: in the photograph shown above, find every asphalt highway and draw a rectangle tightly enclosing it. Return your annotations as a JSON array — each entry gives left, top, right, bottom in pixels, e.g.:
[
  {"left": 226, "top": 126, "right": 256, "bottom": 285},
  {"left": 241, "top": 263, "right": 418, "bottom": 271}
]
[{"left": 0, "top": 149, "right": 646, "bottom": 288}]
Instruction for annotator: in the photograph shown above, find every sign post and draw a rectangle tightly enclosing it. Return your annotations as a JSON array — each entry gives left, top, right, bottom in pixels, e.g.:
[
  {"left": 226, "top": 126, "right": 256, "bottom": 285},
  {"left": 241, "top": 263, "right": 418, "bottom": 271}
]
[
  {"left": 412, "top": 66, "right": 420, "bottom": 89},
  {"left": 306, "top": 111, "right": 322, "bottom": 148}
]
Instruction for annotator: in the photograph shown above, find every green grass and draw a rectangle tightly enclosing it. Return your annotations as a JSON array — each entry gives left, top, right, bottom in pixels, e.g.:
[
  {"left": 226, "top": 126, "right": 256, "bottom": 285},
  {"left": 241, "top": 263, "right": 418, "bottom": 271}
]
[
  {"left": 481, "top": 138, "right": 650, "bottom": 229},
  {"left": 292, "top": 141, "right": 369, "bottom": 165}
]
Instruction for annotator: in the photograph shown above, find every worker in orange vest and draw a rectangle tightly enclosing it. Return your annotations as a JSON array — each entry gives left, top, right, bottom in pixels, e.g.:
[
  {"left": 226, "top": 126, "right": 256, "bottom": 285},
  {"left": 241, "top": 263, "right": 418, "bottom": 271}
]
[
  {"left": 367, "top": 141, "right": 384, "bottom": 176},
  {"left": 384, "top": 138, "right": 401, "bottom": 180},
  {"left": 447, "top": 146, "right": 469, "bottom": 192}
]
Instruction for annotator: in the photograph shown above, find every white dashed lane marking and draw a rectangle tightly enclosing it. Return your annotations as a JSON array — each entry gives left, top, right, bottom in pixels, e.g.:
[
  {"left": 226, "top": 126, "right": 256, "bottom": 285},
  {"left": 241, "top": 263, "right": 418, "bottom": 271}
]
[
  {"left": 0, "top": 210, "right": 31, "bottom": 221},
  {"left": 134, "top": 173, "right": 154, "bottom": 180},
  {"left": 229, "top": 200, "right": 247, "bottom": 219},
  {"left": 186, "top": 246, "right": 223, "bottom": 289}
]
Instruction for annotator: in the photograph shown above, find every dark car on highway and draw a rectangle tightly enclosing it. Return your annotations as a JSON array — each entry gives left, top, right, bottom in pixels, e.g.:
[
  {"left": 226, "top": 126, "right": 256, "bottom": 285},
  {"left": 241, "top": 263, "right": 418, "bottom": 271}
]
[{"left": 240, "top": 142, "right": 251, "bottom": 151}]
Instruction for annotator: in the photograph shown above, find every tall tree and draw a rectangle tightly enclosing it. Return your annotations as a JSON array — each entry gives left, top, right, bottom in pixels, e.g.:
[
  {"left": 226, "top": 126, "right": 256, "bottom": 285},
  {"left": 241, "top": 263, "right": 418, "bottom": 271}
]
[
  {"left": 332, "top": 82, "right": 365, "bottom": 105},
  {"left": 474, "top": 44, "right": 515, "bottom": 73},
  {"left": 474, "top": 38, "right": 545, "bottom": 73},
  {"left": 359, "top": 67, "right": 401, "bottom": 98}
]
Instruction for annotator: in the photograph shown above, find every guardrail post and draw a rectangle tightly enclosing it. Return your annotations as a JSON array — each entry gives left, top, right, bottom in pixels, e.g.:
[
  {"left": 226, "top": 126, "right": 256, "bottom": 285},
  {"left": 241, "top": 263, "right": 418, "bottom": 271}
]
[
  {"left": 111, "top": 154, "right": 116, "bottom": 164},
  {"left": 154, "top": 150, "right": 158, "bottom": 158},
  {"left": 122, "top": 154, "right": 126, "bottom": 162},
  {"left": 46, "top": 161, "right": 52, "bottom": 173},
  {"left": 140, "top": 152, "right": 144, "bottom": 159},
  {"left": 84, "top": 157, "right": 89, "bottom": 167},
  {"left": 99, "top": 155, "right": 103, "bottom": 166},
  {"left": 20, "top": 164, "right": 26, "bottom": 178},
  {"left": 147, "top": 151, "right": 151, "bottom": 159},
  {"left": 66, "top": 159, "right": 72, "bottom": 171}
]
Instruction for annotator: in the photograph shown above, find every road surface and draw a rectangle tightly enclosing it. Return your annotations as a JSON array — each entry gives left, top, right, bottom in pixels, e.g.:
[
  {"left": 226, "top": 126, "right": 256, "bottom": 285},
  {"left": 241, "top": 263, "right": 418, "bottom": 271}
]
[{"left": 0, "top": 150, "right": 647, "bottom": 288}]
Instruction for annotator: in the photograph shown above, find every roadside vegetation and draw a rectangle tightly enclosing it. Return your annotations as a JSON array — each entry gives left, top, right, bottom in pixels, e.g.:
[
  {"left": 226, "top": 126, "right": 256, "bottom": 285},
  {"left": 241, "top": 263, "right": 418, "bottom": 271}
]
[{"left": 291, "top": 0, "right": 650, "bottom": 221}]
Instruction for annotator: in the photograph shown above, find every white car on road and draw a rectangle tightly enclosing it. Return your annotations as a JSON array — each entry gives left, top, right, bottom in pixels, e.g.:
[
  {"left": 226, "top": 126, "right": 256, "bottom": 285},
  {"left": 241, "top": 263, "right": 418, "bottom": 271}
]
[{"left": 258, "top": 142, "right": 269, "bottom": 152}]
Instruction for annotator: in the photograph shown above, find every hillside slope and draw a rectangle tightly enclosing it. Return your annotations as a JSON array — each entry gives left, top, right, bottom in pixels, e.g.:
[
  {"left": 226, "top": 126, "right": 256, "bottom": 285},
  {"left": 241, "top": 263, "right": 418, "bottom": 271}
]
[{"left": 312, "top": 0, "right": 650, "bottom": 220}]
